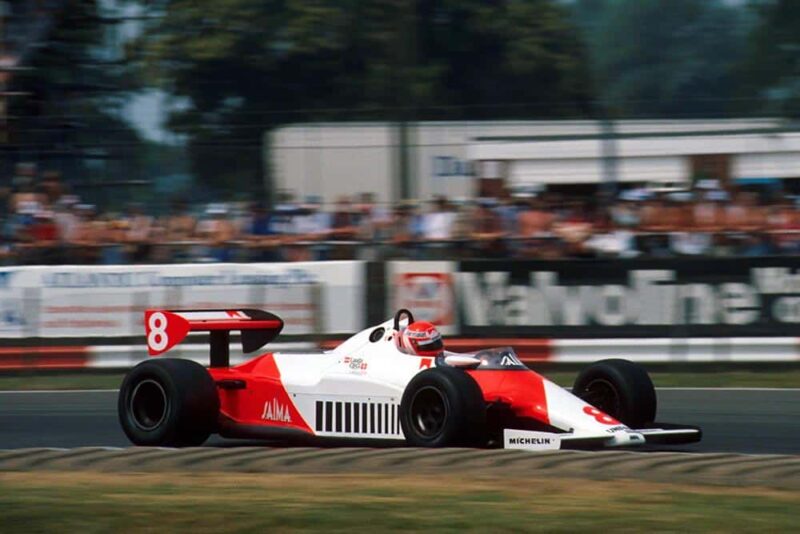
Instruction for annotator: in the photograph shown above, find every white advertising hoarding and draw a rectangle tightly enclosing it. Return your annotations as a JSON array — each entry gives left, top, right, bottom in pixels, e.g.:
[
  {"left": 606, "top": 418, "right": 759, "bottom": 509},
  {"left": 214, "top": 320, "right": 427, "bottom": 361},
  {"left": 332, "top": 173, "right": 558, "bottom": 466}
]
[{"left": 0, "top": 262, "right": 365, "bottom": 338}]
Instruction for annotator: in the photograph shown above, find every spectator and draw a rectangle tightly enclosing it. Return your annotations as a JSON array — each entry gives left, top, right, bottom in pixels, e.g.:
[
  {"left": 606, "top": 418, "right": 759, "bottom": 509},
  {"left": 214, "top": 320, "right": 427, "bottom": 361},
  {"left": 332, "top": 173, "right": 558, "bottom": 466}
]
[
  {"left": 329, "top": 196, "right": 358, "bottom": 260},
  {"left": 518, "top": 196, "right": 553, "bottom": 235},
  {"left": 585, "top": 220, "right": 639, "bottom": 258},
  {"left": 670, "top": 192, "right": 712, "bottom": 256},
  {"left": 123, "top": 203, "right": 154, "bottom": 263},
  {"left": 611, "top": 189, "right": 645, "bottom": 229},
  {"left": 552, "top": 200, "right": 594, "bottom": 258},
  {"left": 354, "top": 192, "right": 392, "bottom": 260},
  {"left": 162, "top": 200, "right": 197, "bottom": 262},
  {"left": 163, "top": 200, "right": 196, "bottom": 241},
  {"left": 517, "top": 196, "right": 555, "bottom": 258},
  {"left": 450, "top": 199, "right": 474, "bottom": 241},
  {"left": 244, "top": 202, "right": 282, "bottom": 262},
  {"left": 53, "top": 196, "right": 81, "bottom": 246},
  {"left": 329, "top": 196, "right": 358, "bottom": 239},
  {"left": 6, "top": 170, "right": 800, "bottom": 264},
  {"left": 693, "top": 189, "right": 729, "bottom": 255},
  {"left": 99, "top": 213, "right": 129, "bottom": 265},
  {"left": 18, "top": 210, "right": 59, "bottom": 264},
  {"left": 693, "top": 190, "right": 726, "bottom": 232},
  {"left": 386, "top": 202, "right": 420, "bottom": 259},
  {"left": 726, "top": 192, "right": 765, "bottom": 233},
  {"left": 638, "top": 193, "right": 674, "bottom": 257},
  {"left": 0, "top": 42, "right": 16, "bottom": 92},
  {"left": 769, "top": 198, "right": 800, "bottom": 255},
  {"left": 469, "top": 198, "right": 507, "bottom": 258},
  {"left": 725, "top": 191, "right": 766, "bottom": 256},
  {"left": 195, "top": 204, "right": 237, "bottom": 262},
  {"left": 286, "top": 198, "right": 330, "bottom": 261},
  {"left": 68, "top": 204, "right": 102, "bottom": 264},
  {"left": 421, "top": 196, "right": 457, "bottom": 260},
  {"left": 39, "top": 170, "right": 63, "bottom": 206}
]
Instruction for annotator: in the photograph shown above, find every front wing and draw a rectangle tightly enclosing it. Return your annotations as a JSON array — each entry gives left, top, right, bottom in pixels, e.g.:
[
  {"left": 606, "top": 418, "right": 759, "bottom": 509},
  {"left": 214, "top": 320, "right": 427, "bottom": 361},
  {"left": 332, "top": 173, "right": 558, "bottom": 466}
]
[{"left": 503, "top": 425, "right": 702, "bottom": 451}]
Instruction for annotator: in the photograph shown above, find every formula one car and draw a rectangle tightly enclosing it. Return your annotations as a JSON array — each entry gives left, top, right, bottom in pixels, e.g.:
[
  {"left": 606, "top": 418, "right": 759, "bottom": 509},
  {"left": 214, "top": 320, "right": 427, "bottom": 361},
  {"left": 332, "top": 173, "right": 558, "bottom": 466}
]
[{"left": 118, "top": 308, "right": 701, "bottom": 450}]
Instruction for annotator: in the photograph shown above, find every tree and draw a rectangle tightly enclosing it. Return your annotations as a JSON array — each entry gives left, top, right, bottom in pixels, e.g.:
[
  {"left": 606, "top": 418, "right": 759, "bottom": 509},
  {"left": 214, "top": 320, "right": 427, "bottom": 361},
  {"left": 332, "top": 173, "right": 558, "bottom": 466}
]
[
  {"left": 740, "top": 0, "right": 800, "bottom": 117},
  {"left": 131, "top": 0, "right": 593, "bottom": 197},
  {"left": 9, "top": 0, "right": 150, "bottom": 208},
  {"left": 573, "top": 0, "right": 750, "bottom": 118}
]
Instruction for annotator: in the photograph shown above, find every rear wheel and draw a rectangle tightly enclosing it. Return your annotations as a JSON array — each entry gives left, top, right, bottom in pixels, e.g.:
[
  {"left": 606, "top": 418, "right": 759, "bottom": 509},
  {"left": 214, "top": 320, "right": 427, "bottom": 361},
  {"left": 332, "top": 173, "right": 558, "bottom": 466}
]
[
  {"left": 573, "top": 359, "right": 656, "bottom": 428},
  {"left": 118, "top": 358, "right": 219, "bottom": 446},
  {"left": 400, "top": 367, "right": 486, "bottom": 447}
]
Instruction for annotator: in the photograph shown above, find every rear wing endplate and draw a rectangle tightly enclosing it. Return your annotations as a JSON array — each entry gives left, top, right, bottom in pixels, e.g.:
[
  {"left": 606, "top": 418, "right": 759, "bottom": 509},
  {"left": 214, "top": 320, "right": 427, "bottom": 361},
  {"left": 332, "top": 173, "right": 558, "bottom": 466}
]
[{"left": 144, "top": 309, "right": 284, "bottom": 367}]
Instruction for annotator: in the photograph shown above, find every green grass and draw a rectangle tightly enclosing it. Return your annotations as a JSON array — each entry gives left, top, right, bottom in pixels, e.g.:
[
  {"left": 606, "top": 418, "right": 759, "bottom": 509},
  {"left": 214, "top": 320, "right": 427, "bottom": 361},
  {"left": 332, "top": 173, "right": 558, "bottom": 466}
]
[
  {"left": 2, "top": 369, "right": 800, "bottom": 391},
  {"left": 0, "top": 472, "right": 797, "bottom": 533}
]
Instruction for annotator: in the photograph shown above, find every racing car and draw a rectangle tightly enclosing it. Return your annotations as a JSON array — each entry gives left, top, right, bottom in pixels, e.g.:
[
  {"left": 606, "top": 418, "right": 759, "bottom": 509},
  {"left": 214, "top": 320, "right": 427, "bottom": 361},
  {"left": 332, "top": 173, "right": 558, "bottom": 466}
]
[{"left": 118, "top": 308, "right": 701, "bottom": 450}]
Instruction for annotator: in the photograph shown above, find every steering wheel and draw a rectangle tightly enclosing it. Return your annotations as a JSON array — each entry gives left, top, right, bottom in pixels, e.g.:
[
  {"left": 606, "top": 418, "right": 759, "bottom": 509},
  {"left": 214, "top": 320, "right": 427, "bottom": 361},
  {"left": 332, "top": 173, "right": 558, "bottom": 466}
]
[{"left": 393, "top": 309, "right": 415, "bottom": 331}]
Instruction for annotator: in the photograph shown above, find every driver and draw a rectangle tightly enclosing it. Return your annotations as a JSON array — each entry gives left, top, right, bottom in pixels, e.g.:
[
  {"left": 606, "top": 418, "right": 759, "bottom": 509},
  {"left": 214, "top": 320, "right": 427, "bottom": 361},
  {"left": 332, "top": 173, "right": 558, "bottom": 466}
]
[{"left": 399, "top": 321, "right": 444, "bottom": 357}]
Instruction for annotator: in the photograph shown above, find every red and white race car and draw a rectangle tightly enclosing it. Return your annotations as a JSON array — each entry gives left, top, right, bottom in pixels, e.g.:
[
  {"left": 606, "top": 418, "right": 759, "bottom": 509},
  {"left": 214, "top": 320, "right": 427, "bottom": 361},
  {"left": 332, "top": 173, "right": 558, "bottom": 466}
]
[{"left": 118, "top": 308, "right": 701, "bottom": 450}]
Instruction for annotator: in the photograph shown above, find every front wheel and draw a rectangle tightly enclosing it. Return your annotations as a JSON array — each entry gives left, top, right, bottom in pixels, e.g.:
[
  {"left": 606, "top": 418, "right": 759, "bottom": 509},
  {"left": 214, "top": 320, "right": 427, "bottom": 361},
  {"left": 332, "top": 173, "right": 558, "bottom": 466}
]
[
  {"left": 572, "top": 359, "right": 656, "bottom": 428},
  {"left": 118, "top": 358, "right": 219, "bottom": 446},
  {"left": 400, "top": 367, "right": 486, "bottom": 447}
]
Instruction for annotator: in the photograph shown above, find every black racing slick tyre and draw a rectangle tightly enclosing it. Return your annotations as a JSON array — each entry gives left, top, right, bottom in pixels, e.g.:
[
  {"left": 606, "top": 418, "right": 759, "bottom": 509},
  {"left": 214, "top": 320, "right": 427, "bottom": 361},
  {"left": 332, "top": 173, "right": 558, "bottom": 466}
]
[
  {"left": 400, "top": 367, "right": 486, "bottom": 447},
  {"left": 118, "top": 358, "right": 219, "bottom": 447},
  {"left": 573, "top": 359, "right": 656, "bottom": 428}
]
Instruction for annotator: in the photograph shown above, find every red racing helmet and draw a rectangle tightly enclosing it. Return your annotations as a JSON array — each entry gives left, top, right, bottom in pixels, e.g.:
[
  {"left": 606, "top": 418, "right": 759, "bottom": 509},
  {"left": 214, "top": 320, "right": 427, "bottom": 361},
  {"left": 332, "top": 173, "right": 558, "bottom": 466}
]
[{"left": 400, "top": 321, "right": 444, "bottom": 356}]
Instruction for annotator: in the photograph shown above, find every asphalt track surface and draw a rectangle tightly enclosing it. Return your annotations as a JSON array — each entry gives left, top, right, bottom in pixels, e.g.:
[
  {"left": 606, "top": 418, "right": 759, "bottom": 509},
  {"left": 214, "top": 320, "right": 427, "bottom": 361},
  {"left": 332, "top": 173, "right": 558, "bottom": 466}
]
[{"left": 1, "top": 388, "right": 799, "bottom": 454}]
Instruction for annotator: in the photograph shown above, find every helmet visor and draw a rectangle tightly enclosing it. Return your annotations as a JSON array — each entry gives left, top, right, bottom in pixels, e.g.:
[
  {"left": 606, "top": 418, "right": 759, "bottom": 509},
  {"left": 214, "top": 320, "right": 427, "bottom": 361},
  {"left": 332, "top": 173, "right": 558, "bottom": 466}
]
[{"left": 417, "top": 337, "right": 443, "bottom": 353}]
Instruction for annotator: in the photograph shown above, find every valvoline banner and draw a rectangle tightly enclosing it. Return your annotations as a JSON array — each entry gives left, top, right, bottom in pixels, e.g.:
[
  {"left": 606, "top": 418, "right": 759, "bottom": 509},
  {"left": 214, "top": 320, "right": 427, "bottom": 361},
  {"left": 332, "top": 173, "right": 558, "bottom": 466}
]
[{"left": 456, "top": 258, "right": 800, "bottom": 338}]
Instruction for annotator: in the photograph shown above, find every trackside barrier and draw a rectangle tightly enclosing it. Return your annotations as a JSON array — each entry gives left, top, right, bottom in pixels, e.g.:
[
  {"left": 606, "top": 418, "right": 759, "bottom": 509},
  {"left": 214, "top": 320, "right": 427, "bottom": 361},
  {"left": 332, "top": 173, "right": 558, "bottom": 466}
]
[
  {"left": 4, "top": 258, "right": 800, "bottom": 370},
  {"left": 0, "top": 343, "right": 316, "bottom": 371},
  {"left": 548, "top": 337, "right": 800, "bottom": 363},
  {"left": 0, "top": 263, "right": 362, "bottom": 338},
  {"left": 2, "top": 337, "right": 798, "bottom": 371}
]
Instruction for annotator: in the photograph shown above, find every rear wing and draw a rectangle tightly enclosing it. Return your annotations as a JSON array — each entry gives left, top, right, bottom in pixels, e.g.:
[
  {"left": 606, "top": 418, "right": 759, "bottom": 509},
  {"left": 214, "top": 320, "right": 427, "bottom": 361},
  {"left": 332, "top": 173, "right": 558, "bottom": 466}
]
[{"left": 144, "top": 309, "right": 284, "bottom": 367}]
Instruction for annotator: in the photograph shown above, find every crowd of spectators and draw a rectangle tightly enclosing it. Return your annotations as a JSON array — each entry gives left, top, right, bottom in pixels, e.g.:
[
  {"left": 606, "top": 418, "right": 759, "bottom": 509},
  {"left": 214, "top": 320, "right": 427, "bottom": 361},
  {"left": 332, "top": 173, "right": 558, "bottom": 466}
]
[{"left": 3, "top": 162, "right": 800, "bottom": 265}]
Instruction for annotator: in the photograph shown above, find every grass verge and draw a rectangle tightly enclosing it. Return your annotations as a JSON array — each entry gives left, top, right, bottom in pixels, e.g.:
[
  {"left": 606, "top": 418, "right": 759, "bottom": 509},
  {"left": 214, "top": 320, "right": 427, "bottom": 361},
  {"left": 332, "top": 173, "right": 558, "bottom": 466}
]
[
  {"left": 1, "top": 472, "right": 797, "bottom": 533},
  {"left": 1, "top": 368, "right": 800, "bottom": 391}
]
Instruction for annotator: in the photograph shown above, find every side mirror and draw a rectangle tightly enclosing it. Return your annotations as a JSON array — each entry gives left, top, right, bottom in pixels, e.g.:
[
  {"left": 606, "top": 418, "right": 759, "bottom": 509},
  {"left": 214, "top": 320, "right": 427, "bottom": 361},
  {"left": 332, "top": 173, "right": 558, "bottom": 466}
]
[{"left": 393, "top": 309, "right": 415, "bottom": 331}]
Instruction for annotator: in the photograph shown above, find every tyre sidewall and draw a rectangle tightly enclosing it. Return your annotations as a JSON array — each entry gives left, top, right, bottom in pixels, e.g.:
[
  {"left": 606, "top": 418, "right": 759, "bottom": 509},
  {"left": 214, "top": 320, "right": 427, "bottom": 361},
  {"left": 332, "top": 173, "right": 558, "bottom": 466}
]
[
  {"left": 118, "top": 359, "right": 218, "bottom": 446},
  {"left": 573, "top": 359, "right": 656, "bottom": 428},
  {"left": 400, "top": 367, "right": 485, "bottom": 447}
]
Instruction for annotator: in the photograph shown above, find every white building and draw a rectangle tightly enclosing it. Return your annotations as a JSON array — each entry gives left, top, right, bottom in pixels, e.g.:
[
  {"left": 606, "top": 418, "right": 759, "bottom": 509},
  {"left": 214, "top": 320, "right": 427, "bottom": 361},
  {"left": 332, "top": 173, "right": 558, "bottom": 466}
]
[{"left": 264, "top": 119, "right": 799, "bottom": 203}]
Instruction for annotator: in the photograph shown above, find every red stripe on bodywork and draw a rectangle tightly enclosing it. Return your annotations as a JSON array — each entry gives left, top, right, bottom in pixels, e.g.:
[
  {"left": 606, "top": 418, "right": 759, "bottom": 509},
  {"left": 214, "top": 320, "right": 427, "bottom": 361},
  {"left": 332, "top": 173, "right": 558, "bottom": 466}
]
[
  {"left": 210, "top": 354, "right": 312, "bottom": 432},
  {"left": 466, "top": 369, "right": 550, "bottom": 425},
  {"left": 0, "top": 347, "right": 90, "bottom": 370}
]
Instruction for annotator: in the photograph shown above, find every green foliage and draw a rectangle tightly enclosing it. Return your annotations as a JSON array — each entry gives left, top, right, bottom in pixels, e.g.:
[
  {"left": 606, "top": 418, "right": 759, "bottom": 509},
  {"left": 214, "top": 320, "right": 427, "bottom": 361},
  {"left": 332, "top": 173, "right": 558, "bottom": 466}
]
[
  {"left": 740, "top": 0, "right": 800, "bottom": 117},
  {"left": 14, "top": 0, "right": 800, "bottom": 201},
  {"left": 131, "top": 0, "right": 593, "bottom": 194},
  {"left": 12, "top": 0, "right": 150, "bottom": 205},
  {"left": 574, "top": 0, "right": 750, "bottom": 118}
]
